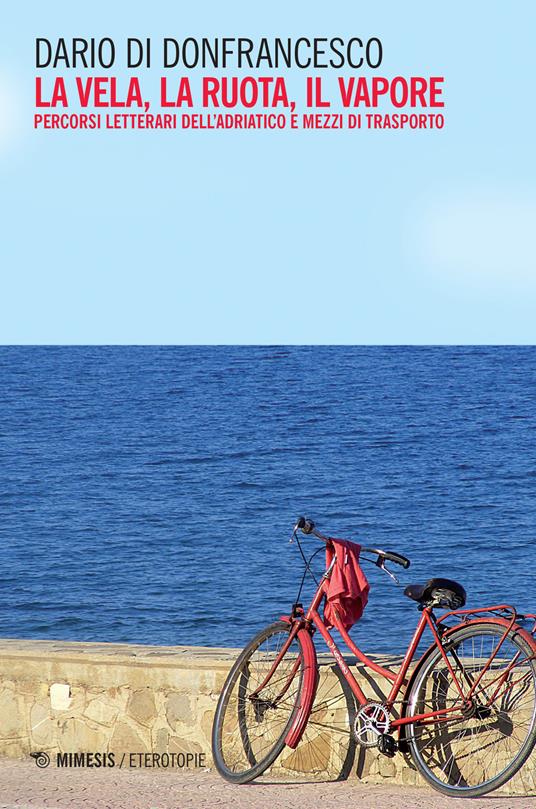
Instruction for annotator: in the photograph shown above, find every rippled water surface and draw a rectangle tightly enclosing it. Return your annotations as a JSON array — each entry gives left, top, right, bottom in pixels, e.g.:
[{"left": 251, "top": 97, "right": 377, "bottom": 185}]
[{"left": 0, "top": 346, "right": 534, "bottom": 654}]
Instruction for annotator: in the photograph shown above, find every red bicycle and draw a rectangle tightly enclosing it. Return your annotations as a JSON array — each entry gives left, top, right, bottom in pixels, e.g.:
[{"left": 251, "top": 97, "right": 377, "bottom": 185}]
[{"left": 212, "top": 517, "right": 536, "bottom": 798}]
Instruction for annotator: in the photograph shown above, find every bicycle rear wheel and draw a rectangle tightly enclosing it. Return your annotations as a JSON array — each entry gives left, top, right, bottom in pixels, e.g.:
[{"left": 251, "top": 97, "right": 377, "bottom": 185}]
[
  {"left": 405, "top": 622, "right": 536, "bottom": 797},
  {"left": 212, "top": 621, "right": 308, "bottom": 783}
]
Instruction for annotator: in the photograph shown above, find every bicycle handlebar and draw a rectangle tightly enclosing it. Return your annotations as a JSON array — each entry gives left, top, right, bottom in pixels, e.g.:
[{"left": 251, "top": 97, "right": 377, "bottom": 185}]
[{"left": 294, "top": 516, "right": 411, "bottom": 569}]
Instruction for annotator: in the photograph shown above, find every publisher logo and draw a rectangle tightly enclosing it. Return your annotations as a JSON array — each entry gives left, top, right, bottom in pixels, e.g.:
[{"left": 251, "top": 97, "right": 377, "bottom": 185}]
[
  {"left": 30, "top": 751, "right": 50, "bottom": 768},
  {"left": 30, "top": 750, "right": 206, "bottom": 769}
]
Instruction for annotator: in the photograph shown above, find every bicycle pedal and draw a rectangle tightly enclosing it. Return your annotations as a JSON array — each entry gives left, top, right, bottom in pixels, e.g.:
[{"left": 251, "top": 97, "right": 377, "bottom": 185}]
[{"left": 377, "top": 734, "right": 398, "bottom": 758}]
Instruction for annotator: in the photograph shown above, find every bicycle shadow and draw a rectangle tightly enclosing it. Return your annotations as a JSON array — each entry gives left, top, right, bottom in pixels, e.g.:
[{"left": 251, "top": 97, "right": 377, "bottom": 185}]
[{"left": 264, "top": 656, "right": 379, "bottom": 783}]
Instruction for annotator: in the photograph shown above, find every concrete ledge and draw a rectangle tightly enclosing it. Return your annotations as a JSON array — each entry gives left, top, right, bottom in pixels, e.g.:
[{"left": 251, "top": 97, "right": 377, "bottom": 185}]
[{"left": 0, "top": 638, "right": 534, "bottom": 796}]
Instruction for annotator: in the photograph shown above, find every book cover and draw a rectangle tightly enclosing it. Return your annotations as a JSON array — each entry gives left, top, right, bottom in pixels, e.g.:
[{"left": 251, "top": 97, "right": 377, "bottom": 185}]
[{"left": 1, "top": 3, "right": 535, "bottom": 806}]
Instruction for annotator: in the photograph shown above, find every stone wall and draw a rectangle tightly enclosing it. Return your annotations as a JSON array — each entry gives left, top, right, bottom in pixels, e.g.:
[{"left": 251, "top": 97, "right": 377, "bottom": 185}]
[{"left": 0, "top": 638, "right": 534, "bottom": 795}]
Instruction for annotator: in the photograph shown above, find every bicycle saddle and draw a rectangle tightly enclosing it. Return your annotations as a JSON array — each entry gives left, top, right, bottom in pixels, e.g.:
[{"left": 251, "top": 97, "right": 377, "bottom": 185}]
[{"left": 404, "top": 578, "right": 466, "bottom": 610}]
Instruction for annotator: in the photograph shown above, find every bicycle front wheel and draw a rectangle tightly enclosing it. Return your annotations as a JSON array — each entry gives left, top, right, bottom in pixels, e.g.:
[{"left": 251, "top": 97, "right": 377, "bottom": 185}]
[
  {"left": 211, "top": 621, "right": 308, "bottom": 783},
  {"left": 405, "top": 621, "right": 536, "bottom": 797}
]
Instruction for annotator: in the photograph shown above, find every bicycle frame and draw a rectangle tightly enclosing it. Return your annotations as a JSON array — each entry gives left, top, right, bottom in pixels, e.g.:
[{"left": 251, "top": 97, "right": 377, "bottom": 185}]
[{"left": 274, "top": 567, "right": 536, "bottom": 750}]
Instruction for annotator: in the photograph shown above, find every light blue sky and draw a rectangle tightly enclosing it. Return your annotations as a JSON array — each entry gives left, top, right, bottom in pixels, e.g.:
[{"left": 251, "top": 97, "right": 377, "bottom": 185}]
[{"left": 1, "top": 2, "right": 535, "bottom": 343}]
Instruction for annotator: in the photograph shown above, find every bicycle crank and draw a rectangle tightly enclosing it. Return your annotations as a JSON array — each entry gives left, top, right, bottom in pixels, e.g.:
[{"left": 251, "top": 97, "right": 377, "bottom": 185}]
[{"left": 353, "top": 702, "right": 391, "bottom": 748}]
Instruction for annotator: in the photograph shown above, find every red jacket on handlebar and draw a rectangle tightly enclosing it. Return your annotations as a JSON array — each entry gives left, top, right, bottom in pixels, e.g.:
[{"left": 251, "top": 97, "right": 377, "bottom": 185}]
[{"left": 324, "top": 539, "right": 370, "bottom": 631}]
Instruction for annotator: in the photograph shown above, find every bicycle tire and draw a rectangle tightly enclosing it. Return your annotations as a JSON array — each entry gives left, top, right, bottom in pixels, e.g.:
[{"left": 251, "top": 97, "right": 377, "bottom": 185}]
[
  {"left": 211, "top": 620, "right": 309, "bottom": 783},
  {"left": 405, "top": 621, "right": 536, "bottom": 797}
]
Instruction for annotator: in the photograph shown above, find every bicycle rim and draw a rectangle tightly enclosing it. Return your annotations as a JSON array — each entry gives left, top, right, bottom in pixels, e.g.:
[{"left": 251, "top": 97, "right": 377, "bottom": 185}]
[
  {"left": 212, "top": 621, "right": 306, "bottom": 783},
  {"left": 406, "top": 622, "right": 536, "bottom": 797}
]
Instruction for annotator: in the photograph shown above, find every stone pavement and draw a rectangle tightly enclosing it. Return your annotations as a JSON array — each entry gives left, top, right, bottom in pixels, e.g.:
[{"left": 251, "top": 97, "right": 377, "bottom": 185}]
[{"left": 1, "top": 759, "right": 535, "bottom": 809}]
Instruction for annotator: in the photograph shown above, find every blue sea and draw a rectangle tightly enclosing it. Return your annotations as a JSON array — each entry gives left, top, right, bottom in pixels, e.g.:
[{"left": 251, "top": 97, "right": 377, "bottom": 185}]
[{"left": 0, "top": 347, "right": 534, "bottom": 655}]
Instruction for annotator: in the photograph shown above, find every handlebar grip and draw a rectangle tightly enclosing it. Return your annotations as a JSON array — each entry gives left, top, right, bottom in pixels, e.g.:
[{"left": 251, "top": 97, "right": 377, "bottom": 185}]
[{"left": 382, "top": 551, "right": 411, "bottom": 569}]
